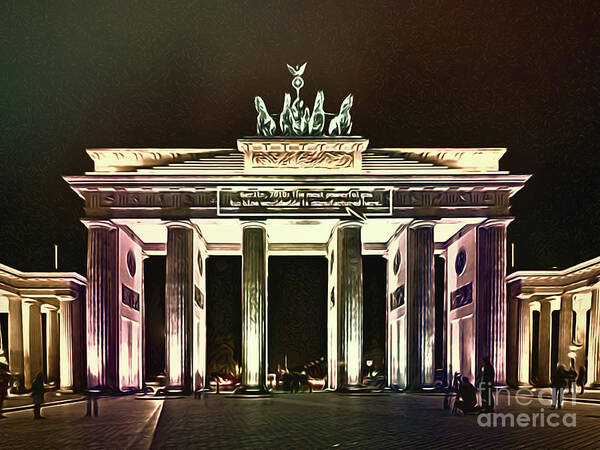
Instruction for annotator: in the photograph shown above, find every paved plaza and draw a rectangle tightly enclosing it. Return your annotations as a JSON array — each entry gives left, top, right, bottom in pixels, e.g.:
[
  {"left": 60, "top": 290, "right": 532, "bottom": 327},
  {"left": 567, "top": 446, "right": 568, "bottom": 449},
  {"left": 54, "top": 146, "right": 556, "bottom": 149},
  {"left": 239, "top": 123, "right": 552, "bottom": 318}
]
[{"left": 2, "top": 392, "right": 600, "bottom": 448}]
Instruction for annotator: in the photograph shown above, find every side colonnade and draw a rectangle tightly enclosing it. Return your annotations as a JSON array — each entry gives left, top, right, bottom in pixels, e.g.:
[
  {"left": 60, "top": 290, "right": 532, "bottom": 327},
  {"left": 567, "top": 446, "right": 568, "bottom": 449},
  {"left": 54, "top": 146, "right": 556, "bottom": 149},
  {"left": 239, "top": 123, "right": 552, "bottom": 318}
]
[
  {"left": 0, "top": 264, "right": 85, "bottom": 393},
  {"left": 507, "top": 257, "right": 600, "bottom": 387}
]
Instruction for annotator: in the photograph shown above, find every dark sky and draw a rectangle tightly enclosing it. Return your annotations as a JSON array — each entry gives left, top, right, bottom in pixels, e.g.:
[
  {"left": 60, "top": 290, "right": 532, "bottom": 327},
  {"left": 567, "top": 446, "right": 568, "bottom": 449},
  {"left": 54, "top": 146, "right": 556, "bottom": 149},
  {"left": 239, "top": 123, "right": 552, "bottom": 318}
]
[{"left": 1, "top": 1, "right": 599, "bottom": 273}]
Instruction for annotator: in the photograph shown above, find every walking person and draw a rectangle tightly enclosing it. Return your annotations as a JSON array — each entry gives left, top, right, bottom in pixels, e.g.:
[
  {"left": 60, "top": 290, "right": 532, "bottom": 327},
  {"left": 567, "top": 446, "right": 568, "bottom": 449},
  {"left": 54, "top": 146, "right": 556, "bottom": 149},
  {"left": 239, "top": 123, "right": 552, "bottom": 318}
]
[
  {"left": 31, "top": 373, "right": 45, "bottom": 420},
  {"left": 566, "top": 362, "right": 577, "bottom": 395},
  {"left": 551, "top": 363, "right": 567, "bottom": 409},
  {"left": 479, "top": 358, "right": 495, "bottom": 412},
  {"left": 577, "top": 366, "right": 587, "bottom": 395},
  {"left": 0, "top": 366, "right": 10, "bottom": 419}
]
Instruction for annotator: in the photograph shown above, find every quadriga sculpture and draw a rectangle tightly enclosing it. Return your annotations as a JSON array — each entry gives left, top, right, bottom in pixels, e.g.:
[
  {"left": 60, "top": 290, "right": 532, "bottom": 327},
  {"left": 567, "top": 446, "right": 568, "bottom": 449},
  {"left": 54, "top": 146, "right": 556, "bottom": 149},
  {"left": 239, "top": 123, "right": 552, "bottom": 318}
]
[{"left": 253, "top": 63, "right": 354, "bottom": 137}]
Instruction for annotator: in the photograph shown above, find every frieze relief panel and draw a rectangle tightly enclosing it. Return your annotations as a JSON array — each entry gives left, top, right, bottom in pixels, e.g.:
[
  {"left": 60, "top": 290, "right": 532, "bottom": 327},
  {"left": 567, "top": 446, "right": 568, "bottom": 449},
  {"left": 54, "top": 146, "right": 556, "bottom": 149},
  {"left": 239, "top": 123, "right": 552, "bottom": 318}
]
[
  {"left": 82, "top": 186, "right": 511, "bottom": 217},
  {"left": 394, "top": 189, "right": 510, "bottom": 208},
  {"left": 122, "top": 284, "right": 140, "bottom": 311},
  {"left": 237, "top": 138, "right": 368, "bottom": 173},
  {"left": 84, "top": 191, "right": 217, "bottom": 209},
  {"left": 450, "top": 282, "right": 473, "bottom": 310},
  {"left": 251, "top": 150, "right": 354, "bottom": 169}
]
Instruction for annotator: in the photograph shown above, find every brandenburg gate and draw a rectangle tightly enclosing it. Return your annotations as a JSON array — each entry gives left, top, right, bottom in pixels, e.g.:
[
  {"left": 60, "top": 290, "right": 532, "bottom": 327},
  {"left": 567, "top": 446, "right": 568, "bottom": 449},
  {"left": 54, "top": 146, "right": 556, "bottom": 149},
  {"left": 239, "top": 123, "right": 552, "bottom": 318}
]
[{"left": 65, "top": 65, "right": 529, "bottom": 394}]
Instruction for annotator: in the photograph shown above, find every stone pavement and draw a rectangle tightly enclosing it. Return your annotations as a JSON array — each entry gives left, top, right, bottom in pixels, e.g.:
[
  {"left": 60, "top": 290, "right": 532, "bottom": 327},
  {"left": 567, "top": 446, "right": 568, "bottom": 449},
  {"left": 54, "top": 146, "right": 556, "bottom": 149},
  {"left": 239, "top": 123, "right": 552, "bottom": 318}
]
[
  {"left": 3, "top": 390, "right": 84, "bottom": 411},
  {"left": 0, "top": 395, "right": 162, "bottom": 449},
  {"left": 1, "top": 392, "right": 600, "bottom": 448},
  {"left": 150, "top": 392, "right": 600, "bottom": 449}
]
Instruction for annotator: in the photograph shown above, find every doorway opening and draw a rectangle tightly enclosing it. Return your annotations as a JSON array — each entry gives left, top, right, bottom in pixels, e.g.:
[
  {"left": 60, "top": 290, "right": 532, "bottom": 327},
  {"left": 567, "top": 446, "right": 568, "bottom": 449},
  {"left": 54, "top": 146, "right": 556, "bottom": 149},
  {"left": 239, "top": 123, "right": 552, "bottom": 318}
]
[
  {"left": 363, "top": 256, "right": 386, "bottom": 385},
  {"left": 268, "top": 256, "right": 327, "bottom": 391},
  {"left": 144, "top": 256, "right": 166, "bottom": 384},
  {"left": 206, "top": 256, "right": 241, "bottom": 392}
]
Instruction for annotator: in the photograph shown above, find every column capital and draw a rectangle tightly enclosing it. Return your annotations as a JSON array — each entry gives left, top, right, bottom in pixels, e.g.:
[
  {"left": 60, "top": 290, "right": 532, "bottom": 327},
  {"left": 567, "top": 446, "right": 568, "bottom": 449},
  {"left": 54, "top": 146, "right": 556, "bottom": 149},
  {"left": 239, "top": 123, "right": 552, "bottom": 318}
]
[
  {"left": 479, "top": 217, "right": 513, "bottom": 229},
  {"left": 82, "top": 219, "right": 116, "bottom": 230},
  {"left": 408, "top": 219, "right": 436, "bottom": 229},
  {"left": 164, "top": 220, "right": 194, "bottom": 230},
  {"left": 21, "top": 297, "right": 41, "bottom": 305},
  {"left": 41, "top": 303, "right": 59, "bottom": 312},
  {"left": 337, "top": 220, "right": 363, "bottom": 229},
  {"left": 241, "top": 220, "right": 267, "bottom": 230}
]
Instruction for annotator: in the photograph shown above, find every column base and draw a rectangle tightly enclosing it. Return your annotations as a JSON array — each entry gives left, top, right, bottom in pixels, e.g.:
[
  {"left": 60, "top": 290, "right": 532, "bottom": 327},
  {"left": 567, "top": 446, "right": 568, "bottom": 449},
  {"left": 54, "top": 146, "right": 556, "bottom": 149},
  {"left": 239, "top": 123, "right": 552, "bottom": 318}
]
[
  {"left": 336, "top": 384, "right": 373, "bottom": 394},
  {"left": 166, "top": 386, "right": 192, "bottom": 396},
  {"left": 232, "top": 385, "right": 271, "bottom": 397},
  {"left": 9, "top": 374, "right": 25, "bottom": 394},
  {"left": 58, "top": 387, "right": 76, "bottom": 394}
]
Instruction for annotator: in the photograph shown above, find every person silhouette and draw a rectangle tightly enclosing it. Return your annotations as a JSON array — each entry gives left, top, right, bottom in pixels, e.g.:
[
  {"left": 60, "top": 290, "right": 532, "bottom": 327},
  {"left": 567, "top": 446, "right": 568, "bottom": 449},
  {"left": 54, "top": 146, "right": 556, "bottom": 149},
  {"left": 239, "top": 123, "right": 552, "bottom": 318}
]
[
  {"left": 479, "top": 358, "right": 495, "bottom": 412},
  {"left": 551, "top": 363, "right": 567, "bottom": 409},
  {"left": 31, "top": 373, "right": 45, "bottom": 419},
  {"left": 455, "top": 377, "right": 478, "bottom": 415},
  {"left": 577, "top": 366, "right": 587, "bottom": 395}
]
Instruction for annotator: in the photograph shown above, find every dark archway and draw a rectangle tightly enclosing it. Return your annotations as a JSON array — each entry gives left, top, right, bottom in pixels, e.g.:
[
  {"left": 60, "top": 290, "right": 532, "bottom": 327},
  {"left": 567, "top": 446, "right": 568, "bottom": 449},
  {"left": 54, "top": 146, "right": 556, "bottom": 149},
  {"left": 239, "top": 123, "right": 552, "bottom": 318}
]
[
  {"left": 268, "top": 256, "right": 327, "bottom": 373},
  {"left": 144, "top": 256, "right": 166, "bottom": 381},
  {"left": 363, "top": 256, "right": 386, "bottom": 376},
  {"left": 206, "top": 256, "right": 242, "bottom": 379}
]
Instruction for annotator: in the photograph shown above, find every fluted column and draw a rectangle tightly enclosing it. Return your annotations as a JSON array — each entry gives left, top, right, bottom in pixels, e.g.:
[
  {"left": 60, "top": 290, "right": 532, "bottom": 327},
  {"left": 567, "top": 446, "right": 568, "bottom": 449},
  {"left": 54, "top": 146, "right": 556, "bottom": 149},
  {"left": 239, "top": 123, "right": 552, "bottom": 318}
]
[
  {"left": 59, "top": 299, "right": 74, "bottom": 391},
  {"left": 23, "top": 299, "right": 43, "bottom": 390},
  {"left": 165, "top": 222, "right": 194, "bottom": 393},
  {"left": 46, "top": 306, "right": 60, "bottom": 386},
  {"left": 8, "top": 296, "right": 24, "bottom": 392},
  {"left": 558, "top": 294, "right": 573, "bottom": 366},
  {"left": 238, "top": 222, "right": 268, "bottom": 394},
  {"left": 587, "top": 288, "right": 600, "bottom": 386},
  {"left": 476, "top": 219, "right": 508, "bottom": 385},
  {"left": 336, "top": 222, "right": 363, "bottom": 390},
  {"left": 406, "top": 220, "right": 435, "bottom": 389},
  {"left": 86, "top": 221, "right": 119, "bottom": 392},
  {"left": 537, "top": 300, "right": 552, "bottom": 385},
  {"left": 517, "top": 297, "right": 530, "bottom": 385}
]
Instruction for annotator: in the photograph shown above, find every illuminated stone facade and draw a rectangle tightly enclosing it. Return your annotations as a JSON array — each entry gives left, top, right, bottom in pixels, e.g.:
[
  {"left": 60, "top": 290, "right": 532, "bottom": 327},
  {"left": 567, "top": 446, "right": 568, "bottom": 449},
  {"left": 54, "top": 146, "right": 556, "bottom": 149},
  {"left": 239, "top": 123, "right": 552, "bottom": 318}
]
[
  {"left": 0, "top": 264, "right": 86, "bottom": 392},
  {"left": 507, "top": 257, "right": 600, "bottom": 387},
  {"left": 65, "top": 137, "right": 528, "bottom": 392}
]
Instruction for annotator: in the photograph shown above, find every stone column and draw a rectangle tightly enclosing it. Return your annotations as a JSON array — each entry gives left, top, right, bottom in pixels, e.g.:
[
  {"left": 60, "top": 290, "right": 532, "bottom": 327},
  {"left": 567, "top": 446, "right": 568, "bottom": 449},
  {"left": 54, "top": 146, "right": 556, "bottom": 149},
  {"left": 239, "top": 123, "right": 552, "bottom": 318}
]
[
  {"left": 59, "top": 298, "right": 74, "bottom": 391},
  {"left": 537, "top": 300, "right": 552, "bottom": 386},
  {"left": 587, "top": 288, "right": 600, "bottom": 386},
  {"left": 8, "top": 296, "right": 24, "bottom": 393},
  {"left": 476, "top": 219, "right": 508, "bottom": 385},
  {"left": 336, "top": 222, "right": 363, "bottom": 390},
  {"left": 237, "top": 222, "right": 268, "bottom": 394},
  {"left": 558, "top": 294, "right": 573, "bottom": 366},
  {"left": 165, "top": 222, "right": 194, "bottom": 393},
  {"left": 406, "top": 220, "right": 435, "bottom": 389},
  {"left": 86, "top": 221, "right": 119, "bottom": 392},
  {"left": 23, "top": 299, "right": 43, "bottom": 390},
  {"left": 517, "top": 297, "right": 530, "bottom": 385},
  {"left": 506, "top": 282, "right": 520, "bottom": 387},
  {"left": 45, "top": 306, "right": 60, "bottom": 386}
]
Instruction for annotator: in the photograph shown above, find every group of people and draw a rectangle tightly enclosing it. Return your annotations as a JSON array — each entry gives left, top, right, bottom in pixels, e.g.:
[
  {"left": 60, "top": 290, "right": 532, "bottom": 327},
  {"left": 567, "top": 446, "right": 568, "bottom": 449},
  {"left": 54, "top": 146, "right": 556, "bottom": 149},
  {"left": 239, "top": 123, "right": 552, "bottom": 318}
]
[
  {"left": 447, "top": 358, "right": 496, "bottom": 415},
  {"left": 551, "top": 362, "right": 586, "bottom": 409}
]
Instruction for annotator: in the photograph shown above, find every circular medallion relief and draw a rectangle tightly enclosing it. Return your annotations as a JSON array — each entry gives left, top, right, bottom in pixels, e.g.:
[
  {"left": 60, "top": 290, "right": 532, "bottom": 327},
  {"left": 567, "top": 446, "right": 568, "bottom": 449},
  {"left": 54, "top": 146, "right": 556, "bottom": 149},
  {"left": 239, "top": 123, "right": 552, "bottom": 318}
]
[
  {"left": 455, "top": 247, "right": 467, "bottom": 276},
  {"left": 126, "top": 250, "right": 136, "bottom": 277},
  {"left": 198, "top": 251, "right": 203, "bottom": 276},
  {"left": 393, "top": 249, "right": 402, "bottom": 275}
]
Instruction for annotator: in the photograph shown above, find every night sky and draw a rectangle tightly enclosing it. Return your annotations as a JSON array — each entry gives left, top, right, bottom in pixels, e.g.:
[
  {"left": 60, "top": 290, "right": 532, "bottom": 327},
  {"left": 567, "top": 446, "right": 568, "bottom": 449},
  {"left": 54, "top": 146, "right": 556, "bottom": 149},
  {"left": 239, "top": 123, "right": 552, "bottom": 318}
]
[{"left": 1, "top": 2, "right": 599, "bottom": 370}]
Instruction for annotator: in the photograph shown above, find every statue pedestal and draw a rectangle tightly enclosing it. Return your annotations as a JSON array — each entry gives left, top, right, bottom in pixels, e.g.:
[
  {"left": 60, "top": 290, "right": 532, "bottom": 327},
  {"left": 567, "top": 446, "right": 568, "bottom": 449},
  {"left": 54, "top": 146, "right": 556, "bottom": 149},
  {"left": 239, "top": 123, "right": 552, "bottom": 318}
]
[{"left": 237, "top": 137, "right": 368, "bottom": 174}]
